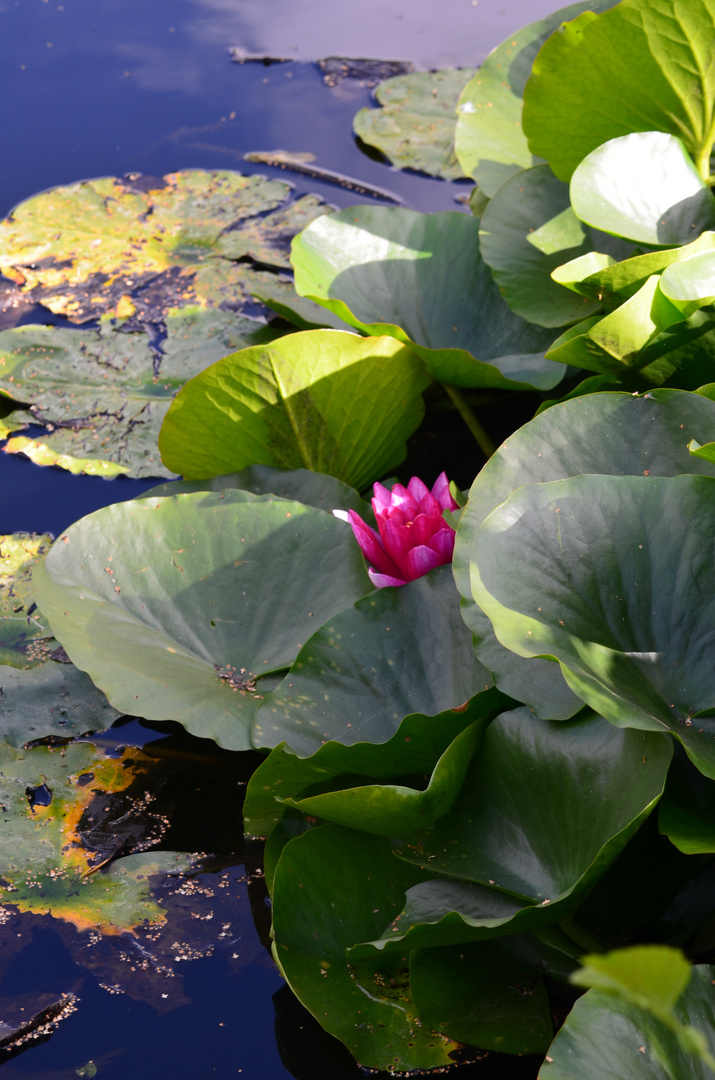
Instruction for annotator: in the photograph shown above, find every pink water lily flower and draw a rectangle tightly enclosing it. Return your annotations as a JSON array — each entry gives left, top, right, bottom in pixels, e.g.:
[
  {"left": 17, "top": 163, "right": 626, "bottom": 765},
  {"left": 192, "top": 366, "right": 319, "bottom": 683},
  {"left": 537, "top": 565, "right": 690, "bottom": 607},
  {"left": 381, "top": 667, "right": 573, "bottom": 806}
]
[{"left": 340, "top": 472, "right": 460, "bottom": 587}]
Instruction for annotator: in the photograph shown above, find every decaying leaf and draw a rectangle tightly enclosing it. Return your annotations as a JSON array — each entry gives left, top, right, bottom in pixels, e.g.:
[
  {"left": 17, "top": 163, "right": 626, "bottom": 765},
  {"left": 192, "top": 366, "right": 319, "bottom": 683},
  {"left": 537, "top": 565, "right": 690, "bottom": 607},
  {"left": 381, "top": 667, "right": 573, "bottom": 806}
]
[{"left": 0, "top": 533, "right": 54, "bottom": 667}]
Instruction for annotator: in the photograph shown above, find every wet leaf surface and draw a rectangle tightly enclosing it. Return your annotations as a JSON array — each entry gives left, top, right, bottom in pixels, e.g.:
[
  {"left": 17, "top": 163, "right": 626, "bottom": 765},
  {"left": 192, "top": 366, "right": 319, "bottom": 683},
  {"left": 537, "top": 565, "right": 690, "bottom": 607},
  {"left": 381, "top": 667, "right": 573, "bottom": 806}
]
[
  {"left": 353, "top": 68, "right": 475, "bottom": 179},
  {"left": 0, "top": 534, "right": 53, "bottom": 667}
]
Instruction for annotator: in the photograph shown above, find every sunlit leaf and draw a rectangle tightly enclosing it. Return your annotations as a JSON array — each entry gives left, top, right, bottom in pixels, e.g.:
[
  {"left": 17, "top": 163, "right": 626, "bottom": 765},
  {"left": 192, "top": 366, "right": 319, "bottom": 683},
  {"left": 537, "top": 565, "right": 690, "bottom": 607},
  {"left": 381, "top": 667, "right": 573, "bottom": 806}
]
[
  {"left": 570, "top": 132, "right": 715, "bottom": 246},
  {"left": 523, "top": 0, "right": 715, "bottom": 181},
  {"left": 291, "top": 206, "right": 563, "bottom": 390},
  {"left": 0, "top": 532, "right": 53, "bottom": 667}
]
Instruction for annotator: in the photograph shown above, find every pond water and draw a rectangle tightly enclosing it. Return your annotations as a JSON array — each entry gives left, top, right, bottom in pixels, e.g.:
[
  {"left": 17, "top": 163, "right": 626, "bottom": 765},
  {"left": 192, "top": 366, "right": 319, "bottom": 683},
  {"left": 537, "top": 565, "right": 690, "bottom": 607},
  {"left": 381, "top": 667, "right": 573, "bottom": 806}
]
[{"left": 2, "top": 1, "right": 553, "bottom": 1075}]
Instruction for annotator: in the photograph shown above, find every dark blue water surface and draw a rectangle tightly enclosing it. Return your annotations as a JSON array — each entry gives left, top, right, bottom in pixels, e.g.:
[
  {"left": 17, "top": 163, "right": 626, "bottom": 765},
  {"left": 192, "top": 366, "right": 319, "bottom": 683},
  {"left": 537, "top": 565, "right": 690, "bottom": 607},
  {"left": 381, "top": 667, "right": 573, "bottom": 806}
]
[{"left": 2, "top": 1, "right": 555, "bottom": 1075}]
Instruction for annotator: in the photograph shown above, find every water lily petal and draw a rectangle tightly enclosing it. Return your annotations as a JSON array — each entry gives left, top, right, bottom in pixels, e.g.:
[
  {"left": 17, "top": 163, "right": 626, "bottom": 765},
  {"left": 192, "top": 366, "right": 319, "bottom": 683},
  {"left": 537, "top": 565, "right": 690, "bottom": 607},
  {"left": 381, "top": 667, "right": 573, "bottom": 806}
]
[
  {"left": 368, "top": 569, "right": 408, "bottom": 588},
  {"left": 431, "top": 471, "right": 458, "bottom": 511},
  {"left": 407, "top": 476, "right": 431, "bottom": 503},
  {"left": 346, "top": 510, "right": 402, "bottom": 579},
  {"left": 427, "top": 527, "right": 456, "bottom": 562},
  {"left": 404, "top": 544, "right": 444, "bottom": 581}
]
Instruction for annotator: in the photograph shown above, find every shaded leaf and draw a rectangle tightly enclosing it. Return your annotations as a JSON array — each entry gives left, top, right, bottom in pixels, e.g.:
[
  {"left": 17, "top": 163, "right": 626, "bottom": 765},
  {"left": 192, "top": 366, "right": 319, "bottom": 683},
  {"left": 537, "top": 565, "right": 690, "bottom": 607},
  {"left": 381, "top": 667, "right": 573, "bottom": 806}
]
[
  {"left": 253, "top": 565, "right": 491, "bottom": 755},
  {"left": 470, "top": 473, "right": 715, "bottom": 778},
  {"left": 291, "top": 206, "right": 563, "bottom": 390},
  {"left": 159, "top": 330, "right": 430, "bottom": 489},
  {"left": 354, "top": 709, "right": 671, "bottom": 956},
  {"left": 353, "top": 68, "right": 474, "bottom": 179},
  {"left": 0, "top": 662, "right": 121, "bottom": 746},
  {"left": 32, "top": 489, "right": 372, "bottom": 750},
  {"left": 271, "top": 824, "right": 462, "bottom": 1072},
  {"left": 522, "top": 0, "right": 715, "bottom": 182}
]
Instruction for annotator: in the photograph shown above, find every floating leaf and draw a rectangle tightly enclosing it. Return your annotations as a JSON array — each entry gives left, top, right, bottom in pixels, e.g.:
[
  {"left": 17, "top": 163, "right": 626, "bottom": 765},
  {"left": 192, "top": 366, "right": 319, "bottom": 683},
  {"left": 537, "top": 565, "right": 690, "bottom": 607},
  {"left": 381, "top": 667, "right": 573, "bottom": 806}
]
[
  {"left": 0, "top": 308, "right": 281, "bottom": 479},
  {"left": 253, "top": 565, "right": 491, "bottom": 755},
  {"left": 271, "top": 824, "right": 462, "bottom": 1072},
  {"left": 0, "top": 662, "right": 121, "bottom": 746},
  {"left": 523, "top": 0, "right": 715, "bottom": 182},
  {"left": 158, "top": 330, "right": 431, "bottom": 489},
  {"left": 570, "top": 132, "right": 715, "bottom": 246},
  {"left": 469, "top": 473, "right": 715, "bottom": 778},
  {"left": 291, "top": 206, "right": 563, "bottom": 390},
  {"left": 353, "top": 68, "right": 475, "bottom": 179},
  {"left": 410, "top": 935, "right": 556, "bottom": 1054},
  {"left": 454, "top": 2, "right": 615, "bottom": 196},
  {"left": 0, "top": 171, "right": 329, "bottom": 323},
  {"left": 32, "top": 489, "right": 372, "bottom": 751},
  {"left": 0, "top": 740, "right": 190, "bottom": 933},
  {"left": 0, "top": 532, "right": 53, "bottom": 666}
]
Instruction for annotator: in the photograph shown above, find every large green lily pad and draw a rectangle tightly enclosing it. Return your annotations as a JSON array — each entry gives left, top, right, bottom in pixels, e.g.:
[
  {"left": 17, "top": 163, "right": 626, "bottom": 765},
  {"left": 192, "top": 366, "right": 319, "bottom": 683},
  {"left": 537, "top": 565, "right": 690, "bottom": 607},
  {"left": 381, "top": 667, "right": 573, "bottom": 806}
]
[
  {"left": 291, "top": 206, "right": 563, "bottom": 390},
  {"left": 454, "top": 389, "right": 715, "bottom": 719},
  {"left": 32, "top": 488, "right": 372, "bottom": 750},
  {"left": 470, "top": 473, "right": 715, "bottom": 778},
  {"left": 522, "top": 0, "right": 715, "bottom": 182},
  {"left": 271, "top": 823, "right": 462, "bottom": 1072},
  {"left": 0, "top": 662, "right": 121, "bottom": 746},
  {"left": 454, "top": 2, "right": 616, "bottom": 196},
  {"left": 253, "top": 565, "right": 491, "bottom": 755},
  {"left": 0, "top": 308, "right": 281, "bottom": 479},
  {"left": 353, "top": 68, "right": 475, "bottom": 180},
  {"left": 0, "top": 172, "right": 330, "bottom": 324},
  {"left": 158, "top": 329, "right": 431, "bottom": 489}
]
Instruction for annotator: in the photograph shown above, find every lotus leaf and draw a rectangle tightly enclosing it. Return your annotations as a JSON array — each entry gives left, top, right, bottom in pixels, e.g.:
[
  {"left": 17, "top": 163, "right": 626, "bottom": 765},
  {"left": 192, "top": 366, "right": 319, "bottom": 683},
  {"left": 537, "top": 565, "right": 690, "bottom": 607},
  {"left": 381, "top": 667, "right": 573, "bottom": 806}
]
[
  {"left": 353, "top": 68, "right": 474, "bottom": 180},
  {"left": 523, "top": 0, "right": 715, "bottom": 182},
  {"left": 291, "top": 206, "right": 563, "bottom": 389},
  {"left": 158, "top": 330, "right": 431, "bottom": 489},
  {"left": 32, "top": 489, "right": 372, "bottom": 750}
]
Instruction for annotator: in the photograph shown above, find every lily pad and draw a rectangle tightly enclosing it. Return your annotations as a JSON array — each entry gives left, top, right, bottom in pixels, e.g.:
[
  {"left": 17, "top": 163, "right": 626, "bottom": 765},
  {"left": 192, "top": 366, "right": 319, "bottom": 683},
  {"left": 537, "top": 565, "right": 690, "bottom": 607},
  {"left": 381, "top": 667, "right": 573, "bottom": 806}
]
[
  {"left": 271, "top": 823, "right": 463, "bottom": 1072},
  {"left": 291, "top": 206, "right": 563, "bottom": 390},
  {"left": 454, "top": 2, "right": 616, "bottom": 196},
  {"left": 0, "top": 740, "right": 190, "bottom": 933},
  {"left": 570, "top": 132, "right": 715, "bottom": 247},
  {"left": 479, "top": 165, "right": 604, "bottom": 327},
  {"left": 32, "top": 489, "right": 372, "bottom": 751},
  {"left": 0, "top": 171, "right": 330, "bottom": 324},
  {"left": 455, "top": 390, "right": 715, "bottom": 718},
  {"left": 158, "top": 329, "right": 431, "bottom": 490},
  {"left": 354, "top": 709, "right": 671, "bottom": 955},
  {"left": 0, "top": 532, "right": 53, "bottom": 666},
  {"left": 522, "top": 0, "right": 715, "bottom": 182},
  {"left": 542, "top": 958, "right": 715, "bottom": 1079},
  {"left": 253, "top": 565, "right": 491, "bottom": 755},
  {"left": 0, "top": 662, "right": 121, "bottom": 746},
  {"left": 469, "top": 473, "right": 715, "bottom": 779},
  {"left": 353, "top": 68, "right": 475, "bottom": 180},
  {"left": 0, "top": 308, "right": 282, "bottom": 479}
]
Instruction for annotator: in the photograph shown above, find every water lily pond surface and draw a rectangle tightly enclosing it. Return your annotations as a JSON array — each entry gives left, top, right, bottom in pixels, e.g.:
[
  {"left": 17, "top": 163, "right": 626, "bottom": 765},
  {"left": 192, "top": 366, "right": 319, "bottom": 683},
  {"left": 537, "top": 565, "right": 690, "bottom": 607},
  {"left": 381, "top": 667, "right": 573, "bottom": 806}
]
[{"left": 2, "top": 0, "right": 566, "bottom": 1076}]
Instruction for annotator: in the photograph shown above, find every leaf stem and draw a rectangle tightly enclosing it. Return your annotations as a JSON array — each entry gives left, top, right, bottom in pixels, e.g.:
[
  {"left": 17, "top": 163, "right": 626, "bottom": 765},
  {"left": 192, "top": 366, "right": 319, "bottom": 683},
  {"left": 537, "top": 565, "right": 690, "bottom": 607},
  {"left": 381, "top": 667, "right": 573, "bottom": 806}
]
[
  {"left": 695, "top": 116, "right": 715, "bottom": 181},
  {"left": 440, "top": 383, "right": 497, "bottom": 458}
]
